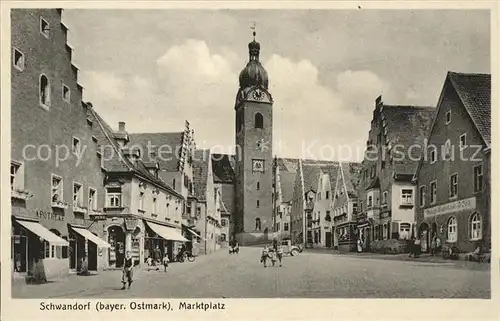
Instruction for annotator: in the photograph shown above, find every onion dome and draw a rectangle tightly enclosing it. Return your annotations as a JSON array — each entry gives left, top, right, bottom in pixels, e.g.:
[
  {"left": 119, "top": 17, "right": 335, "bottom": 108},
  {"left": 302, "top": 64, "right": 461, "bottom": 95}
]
[{"left": 238, "top": 31, "right": 269, "bottom": 89}]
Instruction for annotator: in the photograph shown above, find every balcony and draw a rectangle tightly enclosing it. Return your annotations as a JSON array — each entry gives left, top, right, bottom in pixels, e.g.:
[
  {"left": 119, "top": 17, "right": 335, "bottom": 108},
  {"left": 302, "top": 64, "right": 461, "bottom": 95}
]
[
  {"left": 73, "top": 203, "right": 88, "bottom": 214},
  {"left": 52, "top": 201, "right": 69, "bottom": 209},
  {"left": 11, "top": 188, "right": 33, "bottom": 201},
  {"left": 400, "top": 199, "right": 414, "bottom": 208}
]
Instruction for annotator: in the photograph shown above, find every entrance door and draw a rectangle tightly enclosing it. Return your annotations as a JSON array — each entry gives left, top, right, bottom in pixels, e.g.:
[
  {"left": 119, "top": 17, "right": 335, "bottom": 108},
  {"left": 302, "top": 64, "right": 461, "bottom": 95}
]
[
  {"left": 69, "top": 239, "right": 76, "bottom": 269},
  {"left": 325, "top": 232, "right": 332, "bottom": 247},
  {"left": 108, "top": 226, "right": 125, "bottom": 268},
  {"left": 87, "top": 241, "right": 98, "bottom": 270},
  {"left": 12, "top": 235, "right": 28, "bottom": 272}
]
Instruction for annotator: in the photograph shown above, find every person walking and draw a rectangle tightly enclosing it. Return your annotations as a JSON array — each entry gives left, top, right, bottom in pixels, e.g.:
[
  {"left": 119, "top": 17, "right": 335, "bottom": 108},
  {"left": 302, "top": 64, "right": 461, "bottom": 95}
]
[
  {"left": 414, "top": 236, "right": 422, "bottom": 258},
  {"left": 277, "top": 245, "right": 283, "bottom": 267},
  {"left": 121, "top": 251, "right": 134, "bottom": 290},
  {"left": 357, "top": 238, "right": 363, "bottom": 253},
  {"left": 260, "top": 246, "right": 269, "bottom": 268},
  {"left": 408, "top": 236, "right": 416, "bottom": 258},
  {"left": 153, "top": 245, "right": 162, "bottom": 270},
  {"left": 430, "top": 234, "right": 437, "bottom": 256}
]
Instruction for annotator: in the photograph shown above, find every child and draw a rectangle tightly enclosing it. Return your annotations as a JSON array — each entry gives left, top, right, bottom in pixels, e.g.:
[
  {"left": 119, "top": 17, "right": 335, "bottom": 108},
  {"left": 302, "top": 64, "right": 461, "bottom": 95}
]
[
  {"left": 260, "top": 246, "right": 269, "bottom": 268},
  {"left": 162, "top": 253, "right": 169, "bottom": 272}
]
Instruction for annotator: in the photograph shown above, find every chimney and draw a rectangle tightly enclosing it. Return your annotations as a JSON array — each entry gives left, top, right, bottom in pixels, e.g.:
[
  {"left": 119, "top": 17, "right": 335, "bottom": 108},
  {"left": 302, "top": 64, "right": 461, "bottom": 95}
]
[{"left": 114, "top": 121, "right": 129, "bottom": 148}]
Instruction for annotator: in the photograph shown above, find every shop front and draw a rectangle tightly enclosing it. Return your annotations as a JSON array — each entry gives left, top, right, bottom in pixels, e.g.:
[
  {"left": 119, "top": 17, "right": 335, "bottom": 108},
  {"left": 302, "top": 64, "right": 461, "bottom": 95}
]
[
  {"left": 144, "top": 220, "right": 187, "bottom": 262},
  {"left": 104, "top": 217, "right": 144, "bottom": 268},
  {"left": 68, "top": 225, "right": 110, "bottom": 272},
  {"left": 12, "top": 216, "right": 70, "bottom": 282}
]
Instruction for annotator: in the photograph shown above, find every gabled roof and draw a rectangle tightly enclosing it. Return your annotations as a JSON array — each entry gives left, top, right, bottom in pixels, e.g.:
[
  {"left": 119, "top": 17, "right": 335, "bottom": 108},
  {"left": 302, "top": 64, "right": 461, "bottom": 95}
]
[
  {"left": 278, "top": 171, "right": 296, "bottom": 203},
  {"left": 87, "top": 105, "right": 182, "bottom": 198},
  {"left": 301, "top": 161, "right": 338, "bottom": 193},
  {"left": 276, "top": 158, "right": 299, "bottom": 172},
  {"left": 448, "top": 72, "right": 491, "bottom": 147},
  {"left": 211, "top": 153, "right": 235, "bottom": 184},
  {"left": 341, "top": 162, "right": 361, "bottom": 197},
  {"left": 192, "top": 149, "right": 211, "bottom": 202},
  {"left": 383, "top": 104, "right": 435, "bottom": 174},
  {"left": 128, "top": 132, "right": 184, "bottom": 172}
]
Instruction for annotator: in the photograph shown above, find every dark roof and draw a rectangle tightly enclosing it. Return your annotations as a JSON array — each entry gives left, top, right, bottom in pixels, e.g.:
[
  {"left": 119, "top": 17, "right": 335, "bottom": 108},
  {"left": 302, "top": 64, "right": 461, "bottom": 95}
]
[
  {"left": 128, "top": 132, "right": 184, "bottom": 172},
  {"left": 342, "top": 162, "right": 361, "bottom": 197},
  {"left": 383, "top": 104, "right": 435, "bottom": 174},
  {"left": 211, "top": 153, "right": 235, "bottom": 183},
  {"left": 448, "top": 72, "right": 491, "bottom": 147},
  {"left": 87, "top": 106, "right": 182, "bottom": 198},
  {"left": 192, "top": 149, "right": 210, "bottom": 202},
  {"left": 279, "top": 171, "right": 296, "bottom": 202},
  {"left": 276, "top": 158, "right": 299, "bottom": 172},
  {"left": 366, "top": 177, "right": 380, "bottom": 190},
  {"left": 301, "top": 161, "right": 338, "bottom": 193}
]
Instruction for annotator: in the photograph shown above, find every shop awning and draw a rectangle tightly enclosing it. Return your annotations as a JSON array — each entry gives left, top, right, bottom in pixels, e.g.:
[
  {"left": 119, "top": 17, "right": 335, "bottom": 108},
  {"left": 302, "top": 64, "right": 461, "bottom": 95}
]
[
  {"left": 187, "top": 228, "right": 205, "bottom": 241},
  {"left": 71, "top": 227, "right": 111, "bottom": 248},
  {"left": 16, "top": 220, "right": 69, "bottom": 246},
  {"left": 146, "top": 221, "right": 188, "bottom": 242}
]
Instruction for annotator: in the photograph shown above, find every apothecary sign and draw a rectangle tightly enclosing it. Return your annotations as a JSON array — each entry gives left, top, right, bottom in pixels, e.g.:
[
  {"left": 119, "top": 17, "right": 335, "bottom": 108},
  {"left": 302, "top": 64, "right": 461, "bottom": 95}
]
[
  {"left": 36, "top": 210, "right": 64, "bottom": 221},
  {"left": 423, "top": 197, "right": 476, "bottom": 218}
]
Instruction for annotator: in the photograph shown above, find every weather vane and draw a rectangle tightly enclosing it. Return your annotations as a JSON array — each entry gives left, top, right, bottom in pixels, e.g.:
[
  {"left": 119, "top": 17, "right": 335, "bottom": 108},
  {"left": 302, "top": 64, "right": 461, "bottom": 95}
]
[{"left": 250, "top": 21, "right": 256, "bottom": 40}]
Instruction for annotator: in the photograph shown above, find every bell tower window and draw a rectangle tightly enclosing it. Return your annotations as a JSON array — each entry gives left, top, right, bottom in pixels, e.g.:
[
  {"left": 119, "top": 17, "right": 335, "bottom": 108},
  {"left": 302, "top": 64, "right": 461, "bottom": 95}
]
[
  {"left": 254, "top": 113, "right": 263, "bottom": 129},
  {"left": 255, "top": 217, "right": 261, "bottom": 231}
]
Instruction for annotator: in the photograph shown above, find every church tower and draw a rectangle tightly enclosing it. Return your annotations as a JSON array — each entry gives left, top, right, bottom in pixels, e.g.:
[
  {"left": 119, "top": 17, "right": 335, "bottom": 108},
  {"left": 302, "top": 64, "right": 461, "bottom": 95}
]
[{"left": 234, "top": 29, "right": 273, "bottom": 245}]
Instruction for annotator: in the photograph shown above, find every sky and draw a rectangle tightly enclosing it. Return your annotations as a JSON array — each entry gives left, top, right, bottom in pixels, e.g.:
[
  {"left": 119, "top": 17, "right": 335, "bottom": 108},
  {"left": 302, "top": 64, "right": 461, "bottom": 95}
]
[{"left": 62, "top": 9, "right": 490, "bottom": 162}]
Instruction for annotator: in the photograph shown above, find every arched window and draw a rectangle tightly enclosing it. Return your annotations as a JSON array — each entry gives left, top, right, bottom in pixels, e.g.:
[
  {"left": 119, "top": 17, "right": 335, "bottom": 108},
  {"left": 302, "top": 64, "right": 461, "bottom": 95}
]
[
  {"left": 469, "top": 212, "right": 482, "bottom": 240},
  {"left": 172, "top": 178, "right": 176, "bottom": 190},
  {"left": 39, "top": 74, "right": 51, "bottom": 107},
  {"left": 255, "top": 218, "right": 261, "bottom": 231},
  {"left": 447, "top": 217, "right": 457, "bottom": 242},
  {"left": 254, "top": 113, "right": 263, "bottom": 129}
]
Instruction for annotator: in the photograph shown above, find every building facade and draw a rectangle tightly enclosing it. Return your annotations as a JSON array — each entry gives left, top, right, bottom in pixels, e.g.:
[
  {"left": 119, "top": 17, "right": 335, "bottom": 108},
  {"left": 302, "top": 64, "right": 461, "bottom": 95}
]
[
  {"left": 273, "top": 158, "right": 295, "bottom": 240},
  {"left": 356, "top": 96, "right": 435, "bottom": 251},
  {"left": 415, "top": 72, "right": 491, "bottom": 253},
  {"left": 331, "top": 163, "right": 360, "bottom": 252},
  {"left": 234, "top": 34, "right": 274, "bottom": 245},
  {"left": 11, "top": 9, "right": 110, "bottom": 282}
]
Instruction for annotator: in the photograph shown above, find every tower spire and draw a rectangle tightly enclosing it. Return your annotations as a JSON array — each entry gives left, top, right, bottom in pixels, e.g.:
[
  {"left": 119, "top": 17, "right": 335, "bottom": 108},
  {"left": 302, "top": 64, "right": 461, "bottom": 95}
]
[{"left": 251, "top": 21, "right": 256, "bottom": 41}]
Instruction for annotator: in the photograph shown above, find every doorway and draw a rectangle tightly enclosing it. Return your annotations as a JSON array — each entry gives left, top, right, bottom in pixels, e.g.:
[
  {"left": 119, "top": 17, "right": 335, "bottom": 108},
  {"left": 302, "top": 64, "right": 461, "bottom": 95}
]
[
  {"left": 419, "top": 223, "right": 429, "bottom": 253},
  {"left": 87, "top": 236, "right": 98, "bottom": 271},
  {"left": 108, "top": 226, "right": 126, "bottom": 268},
  {"left": 325, "top": 232, "right": 332, "bottom": 247}
]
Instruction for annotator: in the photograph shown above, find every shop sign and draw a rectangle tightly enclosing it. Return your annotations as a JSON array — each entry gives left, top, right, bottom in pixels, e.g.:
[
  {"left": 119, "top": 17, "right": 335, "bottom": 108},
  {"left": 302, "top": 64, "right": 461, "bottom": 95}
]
[
  {"left": 91, "top": 215, "right": 107, "bottom": 221},
  {"left": 36, "top": 210, "right": 64, "bottom": 221},
  {"left": 423, "top": 197, "right": 476, "bottom": 218}
]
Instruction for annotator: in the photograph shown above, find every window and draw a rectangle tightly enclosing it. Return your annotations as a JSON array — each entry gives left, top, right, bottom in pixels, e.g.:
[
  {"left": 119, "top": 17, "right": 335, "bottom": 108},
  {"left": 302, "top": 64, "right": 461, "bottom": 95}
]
[
  {"left": 445, "top": 111, "right": 451, "bottom": 124},
  {"left": 40, "top": 17, "right": 50, "bottom": 38},
  {"left": 367, "top": 196, "right": 373, "bottom": 208},
  {"left": 459, "top": 134, "right": 467, "bottom": 149},
  {"left": 13, "top": 48, "right": 25, "bottom": 71},
  {"left": 256, "top": 200, "right": 260, "bottom": 208},
  {"left": 165, "top": 203, "right": 170, "bottom": 218},
  {"left": 254, "top": 113, "right": 263, "bottom": 129},
  {"left": 152, "top": 197, "right": 157, "bottom": 214},
  {"left": 473, "top": 165, "right": 483, "bottom": 193},
  {"left": 51, "top": 175, "right": 63, "bottom": 203},
  {"left": 62, "top": 84, "right": 70, "bottom": 103},
  {"left": 447, "top": 217, "right": 457, "bottom": 242},
  {"left": 359, "top": 201, "right": 363, "bottom": 213},
  {"left": 430, "top": 181, "right": 437, "bottom": 204},
  {"left": 352, "top": 202, "right": 358, "bottom": 214},
  {"left": 284, "top": 223, "right": 289, "bottom": 231},
  {"left": 88, "top": 188, "right": 97, "bottom": 211},
  {"left": 72, "top": 137, "right": 81, "bottom": 155},
  {"left": 383, "top": 224, "right": 388, "bottom": 240},
  {"left": 39, "top": 74, "right": 51, "bottom": 108},
  {"left": 430, "top": 148, "right": 437, "bottom": 164},
  {"left": 10, "top": 162, "right": 22, "bottom": 190},
  {"left": 444, "top": 139, "right": 452, "bottom": 159},
  {"left": 138, "top": 192, "right": 145, "bottom": 211},
  {"left": 382, "top": 191, "right": 388, "bottom": 205},
  {"left": 73, "top": 183, "right": 83, "bottom": 208},
  {"left": 255, "top": 218, "right": 261, "bottom": 231},
  {"left": 172, "top": 178, "right": 176, "bottom": 190},
  {"left": 400, "top": 223, "right": 411, "bottom": 240},
  {"left": 469, "top": 213, "right": 482, "bottom": 240},
  {"left": 449, "top": 174, "right": 458, "bottom": 199},
  {"left": 257, "top": 182, "right": 260, "bottom": 190},
  {"left": 221, "top": 219, "right": 227, "bottom": 227},
  {"left": 106, "top": 187, "right": 121, "bottom": 208},
  {"left": 419, "top": 186, "right": 426, "bottom": 207},
  {"left": 401, "top": 189, "right": 413, "bottom": 206},
  {"left": 326, "top": 191, "right": 329, "bottom": 199}
]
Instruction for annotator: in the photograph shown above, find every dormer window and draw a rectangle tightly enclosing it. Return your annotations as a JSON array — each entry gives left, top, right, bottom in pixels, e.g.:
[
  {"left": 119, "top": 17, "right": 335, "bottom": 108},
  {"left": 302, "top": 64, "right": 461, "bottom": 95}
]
[
  {"left": 62, "top": 84, "right": 70, "bottom": 103},
  {"left": 13, "top": 48, "right": 25, "bottom": 71}
]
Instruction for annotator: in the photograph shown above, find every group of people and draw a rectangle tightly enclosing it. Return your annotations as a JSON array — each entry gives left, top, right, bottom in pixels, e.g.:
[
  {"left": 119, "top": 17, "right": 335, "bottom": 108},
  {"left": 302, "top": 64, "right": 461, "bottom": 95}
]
[
  {"left": 260, "top": 239, "right": 283, "bottom": 268},
  {"left": 408, "top": 233, "right": 442, "bottom": 258}
]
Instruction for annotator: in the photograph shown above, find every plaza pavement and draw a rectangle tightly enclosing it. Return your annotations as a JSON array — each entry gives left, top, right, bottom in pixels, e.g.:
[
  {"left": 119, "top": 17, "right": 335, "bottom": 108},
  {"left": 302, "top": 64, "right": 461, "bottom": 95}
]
[{"left": 12, "top": 247, "right": 490, "bottom": 299}]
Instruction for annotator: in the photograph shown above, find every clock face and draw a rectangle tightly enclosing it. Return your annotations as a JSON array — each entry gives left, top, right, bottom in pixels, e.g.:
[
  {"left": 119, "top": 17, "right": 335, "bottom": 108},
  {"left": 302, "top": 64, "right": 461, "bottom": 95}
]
[
  {"left": 252, "top": 88, "right": 265, "bottom": 101},
  {"left": 252, "top": 159, "right": 264, "bottom": 172}
]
